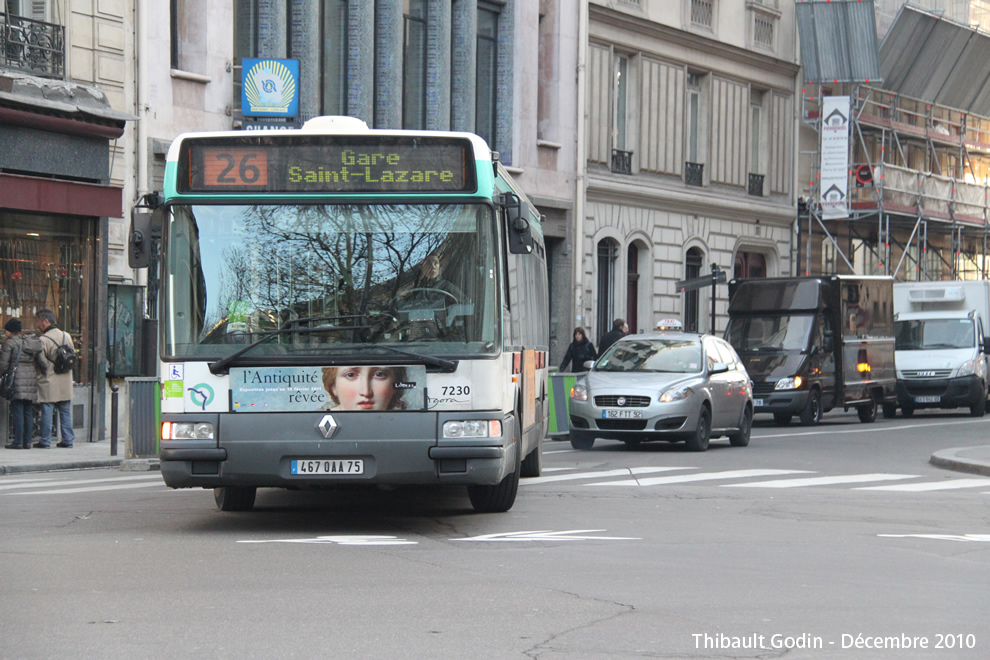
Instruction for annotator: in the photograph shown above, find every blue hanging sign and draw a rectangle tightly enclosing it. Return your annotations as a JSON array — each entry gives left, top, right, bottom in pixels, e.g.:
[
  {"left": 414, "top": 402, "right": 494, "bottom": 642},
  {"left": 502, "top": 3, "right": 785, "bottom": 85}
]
[{"left": 241, "top": 58, "right": 300, "bottom": 118}]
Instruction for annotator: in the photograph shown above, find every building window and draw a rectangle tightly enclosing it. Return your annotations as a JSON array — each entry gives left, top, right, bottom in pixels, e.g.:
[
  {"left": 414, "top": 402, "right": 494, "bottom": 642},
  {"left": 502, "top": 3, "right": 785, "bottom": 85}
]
[
  {"left": 684, "top": 247, "right": 703, "bottom": 332},
  {"left": 596, "top": 238, "right": 619, "bottom": 341},
  {"left": 686, "top": 72, "right": 704, "bottom": 184},
  {"left": 170, "top": 0, "right": 206, "bottom": 74},
  {"left": 691, "top": 0, "right": 714, "bottom": 30},
  {"left": 734, "top": 251, "right": 767, "bottom": 279},
  {"left": 750, "top": 90, "right": 763, "bottom": 174},
  {"left": 403, "top": 0, "right": 427, "bottom": 130},
  {"left": 476, "top": 4, "right": 499, "bottom": 149},
  {"left": 613, "top": 54, "right": 628, "bottom": 153},
  {"left": 322, "top": 0, "right": 349, "bottom": 115}
]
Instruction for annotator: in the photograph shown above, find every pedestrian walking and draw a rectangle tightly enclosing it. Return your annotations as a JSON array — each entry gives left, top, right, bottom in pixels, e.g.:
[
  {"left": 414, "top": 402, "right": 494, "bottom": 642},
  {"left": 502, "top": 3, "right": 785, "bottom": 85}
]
[
  {"left": 598, "top": 318, "right": 628, "bottom": 355},
  {"left": 1, "top": 318, "right": 49, "bottom": 450},
  {"left": 35, "top": 309, "right": 75, "bottom": 448},
  {"left": 559, "top": 327, "right": 597, "bottom": 372}
]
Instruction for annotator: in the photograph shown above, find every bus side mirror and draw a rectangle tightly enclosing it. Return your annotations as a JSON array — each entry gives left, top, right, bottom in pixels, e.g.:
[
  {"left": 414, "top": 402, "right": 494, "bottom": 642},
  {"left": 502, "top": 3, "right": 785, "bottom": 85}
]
[
  {"left": 823, "top": 330, "right": 834, "bottom": 353},
  {"left": 129, "top": 209, "right": 155, "bottom": 269},
  {"left": 503, "top": 193, "right": 533, "bottom": 254}
]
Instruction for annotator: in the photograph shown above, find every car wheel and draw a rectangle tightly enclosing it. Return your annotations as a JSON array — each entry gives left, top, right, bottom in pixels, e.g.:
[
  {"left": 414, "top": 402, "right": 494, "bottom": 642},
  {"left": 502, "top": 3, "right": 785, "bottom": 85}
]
[
  {"left": 214, "top": 486, "right": 257, "bottom": 512},
  {"left": 882, "top": 402, "right": 897, "bottom": 419},
  {"left": 570, "top": 434, "right": 594, "bottom": 450},
  {"left": 799, "top": 389, "right": 822, "bottom": 426},
  {"left": 970, "top": 393, "right": 987, "bottom": 418},
  {"left": 728, "top": 406, "right": 752, "bottom": 447},
  {"left": 622, "top": 439, "right": 643, "bottom": 448},
  {"left": 685, "top": 408, "right": 711, "bottom": 452},
  {"left": 857, "top": 396, "right": 878, "bottom": 423},
  {"left": 773, "top": 413, "right": 791, "bottom": 426}
]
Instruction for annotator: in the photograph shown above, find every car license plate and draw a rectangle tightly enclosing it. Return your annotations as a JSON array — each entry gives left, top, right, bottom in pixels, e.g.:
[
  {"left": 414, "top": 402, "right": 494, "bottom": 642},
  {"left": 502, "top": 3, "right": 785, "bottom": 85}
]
[
  {"left": 291, "top": 459, "right": 364, "bottom": 475},
  {"left": 914, "top": 395, "right": 940, "bottom": 404},
  {"left": 753, "top": 398, "right": 766, "bottom": 407},
  {"left": 603, "top": 409, "right": 643, "bottom": 419}
]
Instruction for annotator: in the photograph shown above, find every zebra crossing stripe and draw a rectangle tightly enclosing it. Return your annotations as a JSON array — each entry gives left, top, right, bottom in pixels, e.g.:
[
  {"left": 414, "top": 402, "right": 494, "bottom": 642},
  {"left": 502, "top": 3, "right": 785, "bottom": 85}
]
[
  {"left": 10, "top": 482, "right": 166, "bottom": 496},
  {"left": 724, "top": 473, "right": 918, "bottom": 488},
  {"left": 856, "top": 478, "right": 990, "bottom": 492},
  {"left": 589, "top": 468, "right": 812, "bottom": 487},
  {"left": 522, "top": 466, "right": 690, "bottom": 486}
]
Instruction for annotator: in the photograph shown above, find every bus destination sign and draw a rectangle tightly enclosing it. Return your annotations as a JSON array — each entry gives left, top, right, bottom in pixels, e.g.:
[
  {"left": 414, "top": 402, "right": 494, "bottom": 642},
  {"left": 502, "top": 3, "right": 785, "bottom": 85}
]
[{"left": 180, "top": 136, "right": 475, "bottom": 194}]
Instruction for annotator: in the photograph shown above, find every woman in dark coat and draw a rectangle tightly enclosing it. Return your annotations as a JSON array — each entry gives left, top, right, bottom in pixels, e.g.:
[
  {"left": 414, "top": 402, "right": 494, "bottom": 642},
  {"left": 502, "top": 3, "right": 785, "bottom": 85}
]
[
  {"left": 559, "top": 327, "right": 597, "bottom": 373},
  {"left": 1, "top": 318, "right": 50, "bottom": 449}
]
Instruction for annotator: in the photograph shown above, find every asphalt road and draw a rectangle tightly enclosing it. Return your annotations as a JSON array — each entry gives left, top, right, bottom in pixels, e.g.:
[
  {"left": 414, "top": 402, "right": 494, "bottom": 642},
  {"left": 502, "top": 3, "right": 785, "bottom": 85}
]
[{"left": 2, "top": 410, "right": 988, "bottom": 659}]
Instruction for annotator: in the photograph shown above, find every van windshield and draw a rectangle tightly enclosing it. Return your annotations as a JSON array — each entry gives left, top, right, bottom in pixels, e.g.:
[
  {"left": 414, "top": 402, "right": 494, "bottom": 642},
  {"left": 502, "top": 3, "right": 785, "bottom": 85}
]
[
  {"left": 725, "top": 315, "right": 814, "bottom": 351},
  {"left": 895, "top": 319, "right": 974, "bottom": 350}
]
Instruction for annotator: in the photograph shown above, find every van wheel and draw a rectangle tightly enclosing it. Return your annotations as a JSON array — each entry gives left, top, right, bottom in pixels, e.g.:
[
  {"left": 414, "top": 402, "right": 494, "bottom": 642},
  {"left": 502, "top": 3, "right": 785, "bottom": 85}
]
[
  {"left": 857, "top": 397, "right": 878, "bottom": 423},
  {"left": 685, "top": 408, "right": 711, "bottom": 452},
  {"left": 214, "top": 486, "right": 256, "bottom": 512},
  {"left": 970, "top": 394, "right": 986, "bottom": 418},
  {"left": 799, "top": 389, "right": 822, "bottom": 426},
  {"left": 882, "top": 402, "right": 897, "bottom": 419}
]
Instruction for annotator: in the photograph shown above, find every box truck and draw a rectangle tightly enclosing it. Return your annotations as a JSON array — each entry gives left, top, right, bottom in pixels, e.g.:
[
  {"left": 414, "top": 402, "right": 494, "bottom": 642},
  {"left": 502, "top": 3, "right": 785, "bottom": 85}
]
[
  {"left": 725, "top": 276, "right": 897, "bottom": 425},
  {"left": 892, "top": 281, "right": 990, "bottom": 417}
]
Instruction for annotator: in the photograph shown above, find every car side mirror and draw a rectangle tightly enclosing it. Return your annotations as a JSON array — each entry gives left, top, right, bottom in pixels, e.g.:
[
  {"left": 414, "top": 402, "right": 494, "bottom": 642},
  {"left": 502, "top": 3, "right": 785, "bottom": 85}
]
[
  {"left": 582, "top": 359, "right": 595, "bottom": 371},
  {"left": 710, "top": 362, "right": 729, "bottom": 374}
]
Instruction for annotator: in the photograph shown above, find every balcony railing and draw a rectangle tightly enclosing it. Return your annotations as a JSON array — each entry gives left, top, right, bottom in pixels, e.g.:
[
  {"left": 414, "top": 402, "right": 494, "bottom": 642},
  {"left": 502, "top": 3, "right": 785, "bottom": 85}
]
[
  {"left": 611, "top": 149, "right": 632, "bottom": 174},
  {"left": 1, "top": 12, "right": 65, "bottom": 79},
  {"left": 685, "top": 162, "right": 704, "bottom": 187},
  {"left": 748, "top": 173, "right": 765, "bottom": 196}
]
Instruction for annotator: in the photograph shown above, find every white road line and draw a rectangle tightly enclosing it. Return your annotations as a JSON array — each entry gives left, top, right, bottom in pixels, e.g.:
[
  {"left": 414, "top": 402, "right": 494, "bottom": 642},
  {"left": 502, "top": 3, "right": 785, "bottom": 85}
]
[
  {"left": 9, "top": 482, "right": 167, "bottom": 496},
  {"left": 589, "top": 468, "right": 813, "bottom": 487},
  {"left": 856, "top": 478, "right": 990, "bottom": 492},
  {"left": 543, "top": 449, "right": 582, "bottom": 454},
  {"left": 521, "top": 466, "right": 691, "bottom": 486},
  {"left": 724, "top": 473, "right": 919, "bottom": 489},
  {"left": 540, "top": 467, "right": 577, "bottom": 473},
  {"left": 756, "top": 417, "right": 989, "bottom": 438},
  {"left": 0, "top": 474, "right": 162, "bottom": 491}
]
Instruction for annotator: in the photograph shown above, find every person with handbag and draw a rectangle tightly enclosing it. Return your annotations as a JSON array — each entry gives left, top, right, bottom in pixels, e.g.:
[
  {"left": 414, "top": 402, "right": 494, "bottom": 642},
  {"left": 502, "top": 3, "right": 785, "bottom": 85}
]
[
  {"left": 35, "top": 309, "right": 76, "bottom": 448},
  {"left": 559, "top": 327, "right": 597, "bottom": 373},
  {"left": 1, "top": 318, "right": 49, "bottom": 450}
]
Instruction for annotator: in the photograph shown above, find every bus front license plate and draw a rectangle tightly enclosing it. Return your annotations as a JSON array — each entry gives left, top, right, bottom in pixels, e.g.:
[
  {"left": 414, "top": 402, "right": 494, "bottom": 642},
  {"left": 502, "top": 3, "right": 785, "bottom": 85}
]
[
  {"left": 603, "top": 410, "right": 643, "bottom": 419},
  {"left": 291, "top": 459, "right": 364, "bottom": 475}
]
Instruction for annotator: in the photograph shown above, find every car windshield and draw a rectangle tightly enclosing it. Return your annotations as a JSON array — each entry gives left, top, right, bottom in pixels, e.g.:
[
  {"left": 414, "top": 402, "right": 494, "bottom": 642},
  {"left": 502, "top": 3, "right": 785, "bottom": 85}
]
[
  {"left": 725, "top": 314, "right": 814, "bottom": 351},
  {"left": 595, "top": 337, "right": 703, "bottom": 373},
  {"left": 895, "top": 318, "right": 974, "bottom": 350},
  {"left": 162, "top": 203, "right": 499, "bottom": 359}
]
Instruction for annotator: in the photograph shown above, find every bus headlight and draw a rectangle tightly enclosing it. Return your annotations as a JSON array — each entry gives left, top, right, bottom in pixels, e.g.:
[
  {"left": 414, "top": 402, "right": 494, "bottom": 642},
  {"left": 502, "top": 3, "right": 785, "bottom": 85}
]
[
  {"left": 443, "top": 420, "right": 502, "bottom": 438},
  {"left": 570, "top": 382, "right": 588, "bottom": 401},
  {"left": 775, "top": 376, "right": 803, "bottom": 391},
  {"left": 165, "top": 422, "right": 215, "bottom": 440}
]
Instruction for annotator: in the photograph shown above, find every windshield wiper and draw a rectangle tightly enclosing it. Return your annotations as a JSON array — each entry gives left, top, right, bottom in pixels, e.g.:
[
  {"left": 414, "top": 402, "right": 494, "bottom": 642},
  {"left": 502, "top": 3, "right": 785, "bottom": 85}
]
[{"left": 335, "top": 344, "right": 458, "bottom": 372}]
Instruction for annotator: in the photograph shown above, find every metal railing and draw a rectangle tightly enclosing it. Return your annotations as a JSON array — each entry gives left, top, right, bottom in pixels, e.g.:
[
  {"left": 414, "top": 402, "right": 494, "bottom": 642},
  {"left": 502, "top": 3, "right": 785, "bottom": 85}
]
[
  {"left": 748, "top": 173, "right": 765, "bottom": 197},
  {"left": 0, "top": 12, "right": 64, "bottom": 79},
  {"left": 611, "top": 149, "right": 632, "bottom": 174},
  {"left": 685, "top": 161, "right": 704, "bottom": 187}
]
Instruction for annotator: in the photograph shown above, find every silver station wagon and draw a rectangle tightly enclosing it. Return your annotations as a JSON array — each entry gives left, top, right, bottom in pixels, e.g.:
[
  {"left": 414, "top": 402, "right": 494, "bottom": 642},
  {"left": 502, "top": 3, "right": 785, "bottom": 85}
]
[{"left": 567, "top": 325, "right": 753, "bottom": 451}]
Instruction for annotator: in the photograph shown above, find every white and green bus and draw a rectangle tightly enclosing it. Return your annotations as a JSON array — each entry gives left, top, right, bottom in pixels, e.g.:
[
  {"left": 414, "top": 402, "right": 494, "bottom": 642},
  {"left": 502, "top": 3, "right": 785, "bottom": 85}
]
[{"left": 132, "top": 116, "right": 549, "bottom": 512}]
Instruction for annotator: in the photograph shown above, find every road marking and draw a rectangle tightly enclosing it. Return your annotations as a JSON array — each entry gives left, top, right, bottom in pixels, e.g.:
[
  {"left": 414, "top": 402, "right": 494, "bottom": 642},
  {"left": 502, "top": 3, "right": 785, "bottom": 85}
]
[
  {"left": 9, "top": 482, "right": 166, "bottom": 495},
  {"left": 589, "top": 468, "right": 812, "bottom": 487},
  {"left": 239, "top": 536, "right": 417, "bottom": 546},
  {"left": 756, "top": 417, "right": 989, "bottom": 438},
  {"left": 857, "top": 478, "right": 990, "bottom": 491},
  {"left": 452, "top": 530, "right": 640, "bottom": 542},
  {"left": 878, "top": 534, "right": 990, "bottom": 542},
  {"left": 522, "top": 466, "right": 690, "bottom": 486},
  {"left": 724, "top": 473, "right": 918, "bottom": 488},
  {"left": 0, "top": 474, "right": 162, "bottom": 491},
  {"left": 540, "top": 467, "right": 577, "bottom": 473}
]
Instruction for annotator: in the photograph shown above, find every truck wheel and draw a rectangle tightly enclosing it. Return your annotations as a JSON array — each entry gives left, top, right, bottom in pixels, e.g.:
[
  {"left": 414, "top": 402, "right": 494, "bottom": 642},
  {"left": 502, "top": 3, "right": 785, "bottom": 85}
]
[
  {"left": 857, "top": 397, "right": 878, "bottom": 423},
  {"left": 799, "top": 389, "right": 822, "bottom": 426},
  {"left": 970, "top": 395, "right": 986, "bottom": 418},
  {"left": 773, "top": 413, "right": 792, "bottom": 426},
  {"left": 882, "top": 402, "right": 897, "bottom": 419},
  {"left": 214, "top": 486, "right": 256, "bottom": 512}
]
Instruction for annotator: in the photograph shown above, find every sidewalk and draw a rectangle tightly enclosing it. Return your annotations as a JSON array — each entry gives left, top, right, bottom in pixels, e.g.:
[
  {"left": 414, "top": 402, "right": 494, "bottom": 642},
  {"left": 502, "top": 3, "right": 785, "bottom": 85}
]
[
  {"left": 0, "top": 440, "right": 134, "bottom": 475},
  {"left": 929, "top": 445, "right": 990, "bottom": 477}
]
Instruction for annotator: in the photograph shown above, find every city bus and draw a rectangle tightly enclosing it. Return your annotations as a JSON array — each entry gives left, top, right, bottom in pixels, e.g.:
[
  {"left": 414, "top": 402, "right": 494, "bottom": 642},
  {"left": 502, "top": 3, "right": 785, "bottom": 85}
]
[{"left": 131, "top": 116, "right": 549, "bottom": 512}]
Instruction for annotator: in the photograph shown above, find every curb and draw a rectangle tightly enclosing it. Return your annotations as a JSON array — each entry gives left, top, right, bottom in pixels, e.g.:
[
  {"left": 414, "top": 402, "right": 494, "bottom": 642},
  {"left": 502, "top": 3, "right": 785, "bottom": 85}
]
[
  {"left": 0, "top": 458, "right": 124, "bottom": 475},
  {"left": 929, "top": 448, "right": 990, "bottom": 478},
  {"left": 119, "top": 458, "right": 161, "bottom": 472}
]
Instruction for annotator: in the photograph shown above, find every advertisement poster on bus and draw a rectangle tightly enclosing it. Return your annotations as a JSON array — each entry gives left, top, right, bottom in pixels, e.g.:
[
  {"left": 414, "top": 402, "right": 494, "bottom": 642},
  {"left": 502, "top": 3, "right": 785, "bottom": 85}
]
[
  {"left": 820, "top": 96, "right": 850, "bottom": 220},
  {"left": 230, "top": 365, "right": 425, "bottom": 412}
]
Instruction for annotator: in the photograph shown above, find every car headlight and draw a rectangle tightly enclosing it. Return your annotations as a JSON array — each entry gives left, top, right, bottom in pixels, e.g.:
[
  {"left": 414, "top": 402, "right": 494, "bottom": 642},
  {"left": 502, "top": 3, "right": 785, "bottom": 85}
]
[
  {"left": 775, "top": 376, "right": 803, "bottom": 391},
  {"left": 164, "top": 422, "right": 215, "bottom": 440},
  {"left": 957, "top": 359, "right": 978, "bottom": 377},
  {"left": 570, "top": 382, "right": 588, "bottom": 401},
  {"left": 443, "top": 420, "right": 502, "bottom": 438},
  {"left": 659, "top": 385, "right": 693, "bottom": 402}
]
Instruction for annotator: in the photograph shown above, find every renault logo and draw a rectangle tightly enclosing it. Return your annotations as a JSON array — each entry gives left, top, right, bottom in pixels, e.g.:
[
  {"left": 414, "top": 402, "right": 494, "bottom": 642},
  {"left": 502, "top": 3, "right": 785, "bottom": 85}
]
[{"left": 317, "top": 414, "right": 338, "bottom": 439}]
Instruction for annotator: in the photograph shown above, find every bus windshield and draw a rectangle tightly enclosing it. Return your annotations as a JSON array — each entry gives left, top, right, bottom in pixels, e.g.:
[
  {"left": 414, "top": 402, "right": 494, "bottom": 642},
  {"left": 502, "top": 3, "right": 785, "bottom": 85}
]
[{"left": 163, "top": 203, "right": 498, "bottom": 359}]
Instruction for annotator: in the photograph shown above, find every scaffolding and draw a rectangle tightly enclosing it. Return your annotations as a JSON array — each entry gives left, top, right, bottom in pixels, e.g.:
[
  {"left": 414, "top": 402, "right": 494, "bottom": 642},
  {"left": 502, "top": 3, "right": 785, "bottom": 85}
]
[{"left": 801, "top": 83, "right": 990, "bottom": 282}]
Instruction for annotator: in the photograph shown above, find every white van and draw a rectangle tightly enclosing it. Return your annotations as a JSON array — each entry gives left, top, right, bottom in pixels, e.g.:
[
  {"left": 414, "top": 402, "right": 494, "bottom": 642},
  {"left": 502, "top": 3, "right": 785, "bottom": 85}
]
[{"left": 893, "top": 281, "right": 990, "bottom": 417}]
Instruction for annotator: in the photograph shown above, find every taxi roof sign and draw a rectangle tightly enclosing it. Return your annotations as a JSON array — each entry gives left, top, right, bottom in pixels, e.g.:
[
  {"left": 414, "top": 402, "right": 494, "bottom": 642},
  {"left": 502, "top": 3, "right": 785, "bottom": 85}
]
[{"left": 656, "top": 318, "right": 683, "bottom": 331}]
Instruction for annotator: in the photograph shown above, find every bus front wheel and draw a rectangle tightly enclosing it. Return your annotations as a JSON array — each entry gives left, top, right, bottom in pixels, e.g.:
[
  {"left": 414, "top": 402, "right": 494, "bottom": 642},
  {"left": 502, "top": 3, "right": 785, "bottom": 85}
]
[
  {"left": 214, "top": 486, "right": 257, "bottom": 512},
  {"left": 468, "top": 434, "right": 521, "bottom": 513}
]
